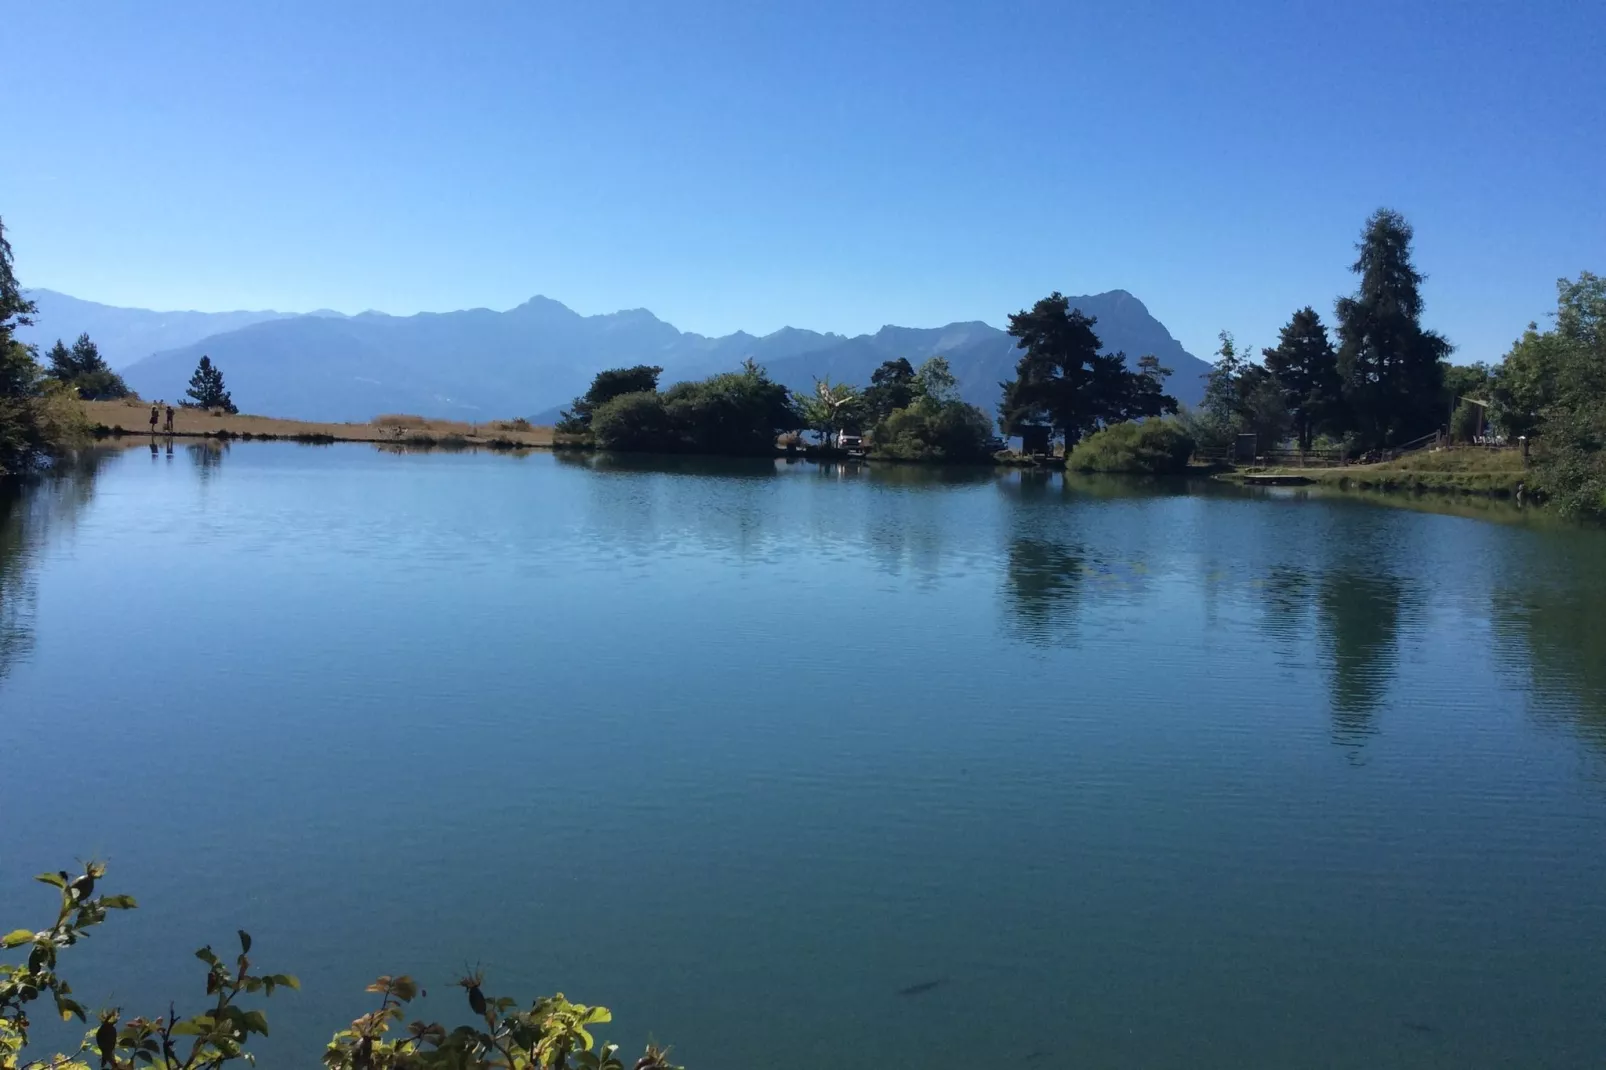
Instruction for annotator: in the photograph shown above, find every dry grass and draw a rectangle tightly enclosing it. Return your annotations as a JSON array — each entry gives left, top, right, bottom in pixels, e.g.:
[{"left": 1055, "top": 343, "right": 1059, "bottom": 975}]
[
  {"left": 81, "top": 399, "right": 555, "bottom": 448},
  {"left": 1231, "top": 446, "right": 1530, "bottom": 496}
]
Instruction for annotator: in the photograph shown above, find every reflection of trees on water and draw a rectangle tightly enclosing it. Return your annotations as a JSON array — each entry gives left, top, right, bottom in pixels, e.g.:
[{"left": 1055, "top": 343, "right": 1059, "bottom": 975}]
[
  {"left": 1317, "top": 571, "right": 1403, "bottom": 749},
  {"left": 1003, "top": 537, "right": 1086, "bottom": 646},
  {"left": 1495, "top": 585, "right": 1606, "bottom": 756},
  {"left": 188, "top": 441, "right": 228, "bottom": 478},
  {"left": 0, "top": 452, "right": 110, "bottom": 679}
]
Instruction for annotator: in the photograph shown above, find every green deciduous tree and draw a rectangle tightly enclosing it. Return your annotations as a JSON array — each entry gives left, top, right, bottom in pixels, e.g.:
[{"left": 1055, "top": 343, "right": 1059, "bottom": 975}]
[
  {"left": 185, "top": 356, "right": 237, "bottom": 414},
  {"left": 589, "top": 361, "right": 799, "bottom": 456},
  {"left": 796, "top": 377, "right": 863, "bottom": 446},
  {"left": 998, "top": 293, "right": 1178, "bottom": 447},
  {"left": 1262, "top": 307, "right": 1342, "bottom": 450},
  {"left": 861, "top": 358, "right": 917, "bottom": 426},
  {"left": 557, "top": 365, "right": 663, "bottom": 434},
  {"left": 914, "top": 356, "right": 958, "bottom": 405},
  {"left": 1334, "top": 209, "right": 1451, "bottom": 450},
  {"left": 1529, "top": 271, "right": 1606, "bottom": 518}
]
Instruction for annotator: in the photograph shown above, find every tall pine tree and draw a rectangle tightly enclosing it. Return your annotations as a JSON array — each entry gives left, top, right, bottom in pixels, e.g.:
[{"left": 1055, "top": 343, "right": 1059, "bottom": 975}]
[
  {"left": 1334, "top": 209, "right": 1450, "bottom": 450},
  {"left": 998, "top": 293, "right": 1177, "bottom": 446},
  {"left": 1263, "top": 306, "right": 1342, "bottom": 451},
  {"left": 185, "top": 355, "right": 237, "bottom": 413}
]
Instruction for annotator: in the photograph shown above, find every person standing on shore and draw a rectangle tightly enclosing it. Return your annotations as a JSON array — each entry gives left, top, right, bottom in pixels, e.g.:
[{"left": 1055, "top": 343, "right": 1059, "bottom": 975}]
[
  {"left": 149, "top": 403, "right": 159, "bottom": 434},
  {"left": 164, "top": 403, "right": 175, "bottom": 433}
]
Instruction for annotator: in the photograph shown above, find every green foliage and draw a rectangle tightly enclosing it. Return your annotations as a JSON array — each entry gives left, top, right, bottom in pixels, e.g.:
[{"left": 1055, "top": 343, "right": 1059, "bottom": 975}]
[
  {"left": 795, "top": 377, "right": 862, "bottom": 445},
  {"left": 1067, "top": 419, "right": 1196, "bottom": 473},
  {"left": 1449, "top": 399, "right": 1484, "bottom": 443},
  {"left": 1262, "top": 307, "right": 1342, "bottom": 451},
  {"left": 1529, "top": 272, "right": 1606, "bottom": 519},
  {"left": 0, "top": 220, "right": 88, "bottom": 477},
  {"left": 184, "top": 357, "right": 236, "bottom": 414},
  {"left": 1334, "top": 208, "right": 1451, "bottom": 450},
  {"left": 660, "top": 362, "right": 798, "bottom": 455},
  {"left": 1189, "top": 331, "right": 1288, "bottom": 451},
  {"left": 4, "top": 863, "right": 680, "bottom": 1070},
  {"left": 557, "top": 366, "right": 662, "bottom": 434},
  {"left": 589, "top": 362, "right": 798, "bottom": 456},
  {"left": 998, "top": 293, "right": 1178, "bottom": 447},
  {"left": 1490, "top": 323, "right": 1566, "bottom": 439},
  {"left": 914, "top": 356, "right": 958, "bottom": 405},
  {"left": 589, "top": 390, "right": 673, "bottom": 451},
  {"left": 44, "top": 335, "right": 129, "bottom": 400},
  {"left": 871, "top": 395, "right": 994, "bottom": 461},
  {"left": 860, "top": 358, "right": 917, "bottom": 426}
]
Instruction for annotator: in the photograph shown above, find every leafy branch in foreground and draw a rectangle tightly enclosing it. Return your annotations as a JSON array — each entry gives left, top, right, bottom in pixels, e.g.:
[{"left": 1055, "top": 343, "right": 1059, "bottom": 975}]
[{"left": 2, "top": 864, "right": 677, "bottom": 1070}]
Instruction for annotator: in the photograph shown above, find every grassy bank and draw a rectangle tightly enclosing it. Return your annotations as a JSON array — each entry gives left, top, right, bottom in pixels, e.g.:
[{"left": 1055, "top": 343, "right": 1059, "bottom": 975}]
[
  {"left": 81, "top": 399, "right": 556, "bottom": 449},
  {"left": 1218, "top": 446, "right": 1530, "bottom": 496}
]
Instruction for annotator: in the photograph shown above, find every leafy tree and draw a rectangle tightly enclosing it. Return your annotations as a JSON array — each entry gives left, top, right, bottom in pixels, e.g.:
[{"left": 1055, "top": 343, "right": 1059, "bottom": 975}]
[
  {"left": 557, "top": 365, "right": 663, "bottom": 434},
  {"left": 589, "top": 390, "right": 673, "bottom": 451},
  {"left": 4, "top": 861, "right": 683, "bottom": 1070},
  {"left": 1067, "top": 419, "right": 1196, "bottom": 473},
  {"left": 1334, "top": 209, "right": 1451, "bottom": 449},
  {"left": 998, "top": 293, "right": 1178, "bottom": 447},
  {"left": 660, "top": 361, "right": 797, "bottom": 455},
  {"left": 872, "top": 396, "right": 994, "bottom": 461},
  {"left": 1490, "top": 324, "right": 1566, "bottom": 439},
  {"left": 796, "top": 377, "right": 862, "bottom": 446},
  {"left": 184, "top": 356, "right": 237, "bottom": 414},
  {"left": 1529, "top": 271, "right": 1606, "bottom": 518},
  {"left": 914, "top": 356, "right": 958, "bottom": 404},
  {"left": 1262, "top": 307, "right": 1341, "bottom": 450},
  {"left": 44, "top": 334, "right": 129, "bottom": 400},
  {"left": 1449, "top": 398, "right": 1484, "bottom": 442},
  {"left": 861, "top": 358, "right": 917, "bottom": 425},
  {"left": 588, "top": 361, "right": 798, "bottom": 456}
]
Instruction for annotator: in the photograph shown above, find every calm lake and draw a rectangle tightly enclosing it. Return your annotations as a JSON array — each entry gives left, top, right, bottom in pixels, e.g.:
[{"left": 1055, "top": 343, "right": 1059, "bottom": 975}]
[{"left": 3, "top": 443, "right": 1605, "bottom": 1068}]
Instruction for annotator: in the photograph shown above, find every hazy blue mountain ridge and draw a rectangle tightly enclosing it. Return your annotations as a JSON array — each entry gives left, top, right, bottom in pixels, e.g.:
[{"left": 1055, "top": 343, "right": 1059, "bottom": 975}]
[{"left": 35, "top": 289, "right": 1207, "bottom": 423}]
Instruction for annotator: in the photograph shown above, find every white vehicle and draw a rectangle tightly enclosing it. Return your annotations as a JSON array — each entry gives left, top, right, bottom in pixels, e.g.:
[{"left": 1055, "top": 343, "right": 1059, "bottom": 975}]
[{"left": 837, "top": 433, "right": 865, "bottom": 452}]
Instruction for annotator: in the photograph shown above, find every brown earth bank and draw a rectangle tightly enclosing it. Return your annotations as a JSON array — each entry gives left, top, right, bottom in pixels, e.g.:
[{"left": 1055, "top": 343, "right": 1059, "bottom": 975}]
[{"left": 81, "top": 398, "right": 556, "bottom": 448}]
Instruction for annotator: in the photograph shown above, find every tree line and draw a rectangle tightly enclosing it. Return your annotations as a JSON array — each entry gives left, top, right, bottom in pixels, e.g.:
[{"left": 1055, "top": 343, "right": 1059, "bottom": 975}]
[{"left": 555, "top": 354, "right": 1005, "bottom": 462}]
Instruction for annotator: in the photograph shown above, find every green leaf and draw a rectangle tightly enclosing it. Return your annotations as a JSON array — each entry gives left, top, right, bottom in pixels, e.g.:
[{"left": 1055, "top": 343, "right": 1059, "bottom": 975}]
[
  {"left": 268, "top": 973, "right": 300, "bottom": 990},
  {"left": 241, "top": 1010, "right": 269, "bottom": 1037},
  {"left": 237, "top": 930, "right": 252, "bottom": 955},
  {"left": 34, "top": 873, "right": 68, "bottom": 889},
  {"left": 1, "top": 930, "right": 34, "bottom": 949},
  {"left": 100, "top": 895, "right": 138, "bottom": 910},
  {"left": 169, "top": 1020, "right": 209, "bottom": 1037},
  {"left": 195, "top": 946, "right": 220, "bottom": 967},
  {"left": 390, "top": 976, "right": 418, "bottom": 1002}
]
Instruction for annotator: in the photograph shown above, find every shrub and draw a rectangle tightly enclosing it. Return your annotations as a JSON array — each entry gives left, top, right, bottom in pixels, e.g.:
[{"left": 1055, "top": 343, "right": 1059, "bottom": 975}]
[
  {"left": 2, "top": 862, "right": 683, "bottom": 1070},
  {"left": 871, "top": 399, "right": 994, "bottom": 461},
  {"left": 372, "top": 414, "right": 429, "bottom": 428},
  {"left": 591, "top": 390, "right": 675, "bottom": 452},
  {"left": 1068, "top": 420, "right": 1196, "bottom": 473}
]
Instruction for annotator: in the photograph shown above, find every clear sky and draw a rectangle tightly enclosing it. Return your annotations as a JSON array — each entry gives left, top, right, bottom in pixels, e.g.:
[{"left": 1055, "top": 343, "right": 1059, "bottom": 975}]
[{"left": 4, "top": 0, "right": 1602, "bottom": 362}]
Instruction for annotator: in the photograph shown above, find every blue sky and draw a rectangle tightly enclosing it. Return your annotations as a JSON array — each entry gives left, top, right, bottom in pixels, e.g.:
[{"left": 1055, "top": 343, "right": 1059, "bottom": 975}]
[{"left": 4, "top": 0, "right": 1602, "bottom": 363}]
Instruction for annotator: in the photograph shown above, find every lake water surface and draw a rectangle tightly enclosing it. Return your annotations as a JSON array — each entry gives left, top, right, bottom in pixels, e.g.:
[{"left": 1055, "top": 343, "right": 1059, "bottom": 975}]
[{"left": 3, "top": 444, "right": 1605, "bottom": 1068}]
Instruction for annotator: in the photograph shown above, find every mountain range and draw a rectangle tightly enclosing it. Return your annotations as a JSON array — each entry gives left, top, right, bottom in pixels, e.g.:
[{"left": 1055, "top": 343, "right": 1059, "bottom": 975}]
[{"left": 18, "top": 288, "right": 1211, "bottom": 424}]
